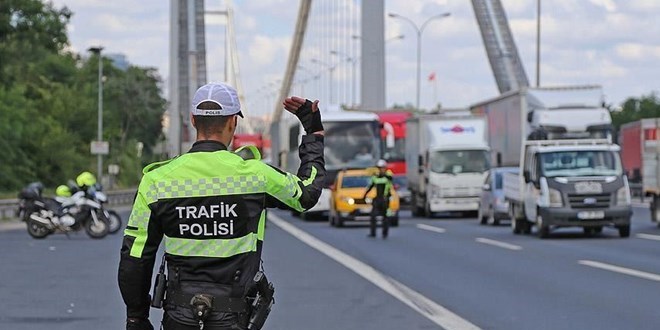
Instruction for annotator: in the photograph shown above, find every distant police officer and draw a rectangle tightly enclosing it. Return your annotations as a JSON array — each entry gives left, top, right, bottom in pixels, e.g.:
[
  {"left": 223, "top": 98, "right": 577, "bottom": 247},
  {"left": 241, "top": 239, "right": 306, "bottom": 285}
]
[
  {"left": 363, "top": 159, "right": 394, "bottom": 239},
  {"left": 118, "top": 82, "right": 326, "bottom": 330}
]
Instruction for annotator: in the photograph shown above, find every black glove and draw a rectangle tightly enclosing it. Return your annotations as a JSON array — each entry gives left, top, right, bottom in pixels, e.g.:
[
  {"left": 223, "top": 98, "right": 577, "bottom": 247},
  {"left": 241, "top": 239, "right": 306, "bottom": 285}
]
[
  {"left": 126, "top": 318, "right": 154, "bottom": 330},
  {"left": 294, "top": 99, "right": 323, "bottom": 134}
]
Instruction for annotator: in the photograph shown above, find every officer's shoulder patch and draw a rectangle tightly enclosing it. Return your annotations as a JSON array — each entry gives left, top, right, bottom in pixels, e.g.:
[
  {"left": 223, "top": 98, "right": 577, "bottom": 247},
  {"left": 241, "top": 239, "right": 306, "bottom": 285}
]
[
  {"left": 233, "top": 145, "right": 262, "bottom": 161},
  {"left": 142, "top": 157, "right": 176, "bottom": 174}
]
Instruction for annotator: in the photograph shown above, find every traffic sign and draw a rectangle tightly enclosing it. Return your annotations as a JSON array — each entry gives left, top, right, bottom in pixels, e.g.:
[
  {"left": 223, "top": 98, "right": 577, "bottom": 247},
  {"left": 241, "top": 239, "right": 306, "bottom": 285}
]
[{"left": 91, "top": 141, "right": 109, "bottom": 155}]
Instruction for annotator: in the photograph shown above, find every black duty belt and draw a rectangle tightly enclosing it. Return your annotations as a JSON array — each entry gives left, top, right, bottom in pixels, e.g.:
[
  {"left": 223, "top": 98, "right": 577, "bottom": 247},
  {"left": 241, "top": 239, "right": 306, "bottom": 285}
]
[{"left": 167, "top": 291, "right": 249, "bottom": 313}]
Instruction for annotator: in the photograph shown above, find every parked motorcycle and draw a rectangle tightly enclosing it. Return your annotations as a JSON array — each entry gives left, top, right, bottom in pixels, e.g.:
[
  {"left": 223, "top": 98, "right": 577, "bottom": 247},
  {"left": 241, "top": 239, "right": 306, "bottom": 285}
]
[
  {"left": 18, "top": 182, "right": 110, "bottom": 239},
  {"left": 89, "top": 184, "right": 123, "bottom": 234}
]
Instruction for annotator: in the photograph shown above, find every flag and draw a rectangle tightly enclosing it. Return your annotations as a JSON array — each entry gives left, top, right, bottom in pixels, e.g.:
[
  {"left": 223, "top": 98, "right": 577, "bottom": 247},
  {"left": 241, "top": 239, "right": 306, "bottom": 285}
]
[{"left": 428, "top": 71, "right": 436, "bottom": 81}]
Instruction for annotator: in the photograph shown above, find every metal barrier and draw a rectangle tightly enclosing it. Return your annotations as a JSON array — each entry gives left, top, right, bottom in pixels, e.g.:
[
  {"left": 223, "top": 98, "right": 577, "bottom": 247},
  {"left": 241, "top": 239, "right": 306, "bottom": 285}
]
[{"left": 0, "top": 189, "right": 136, "bottom": 220}]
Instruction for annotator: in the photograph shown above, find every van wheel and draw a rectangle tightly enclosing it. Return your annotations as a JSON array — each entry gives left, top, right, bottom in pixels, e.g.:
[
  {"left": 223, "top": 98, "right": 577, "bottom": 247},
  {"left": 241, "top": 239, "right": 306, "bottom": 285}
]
[
  {"left": 536, "top": 215, "right": 549, "bottom": 239},
  {"left": 478, "top": 207, "right": 487, "bottom": 225},
  {"left": 511, "top": 205, "right": 522, "bottom": 234}
]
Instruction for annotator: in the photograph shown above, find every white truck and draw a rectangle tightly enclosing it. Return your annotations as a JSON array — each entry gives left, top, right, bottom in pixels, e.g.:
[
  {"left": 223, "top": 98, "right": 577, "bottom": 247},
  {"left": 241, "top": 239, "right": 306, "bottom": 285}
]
[
  {"left": 405, "top": 113, "right": 490, "bottom": 217},
  {"left": 619, "top": 118, "right": 660, "bottom": 225},
  {"left": 471, "top": 86, "right": 632, "bottom": 238}
]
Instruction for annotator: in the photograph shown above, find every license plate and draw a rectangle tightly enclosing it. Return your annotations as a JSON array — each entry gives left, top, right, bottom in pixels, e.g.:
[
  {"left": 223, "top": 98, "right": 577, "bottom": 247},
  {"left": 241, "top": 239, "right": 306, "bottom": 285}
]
[{"left": 577, "top": 211, "right": 605, "bottom": 220}]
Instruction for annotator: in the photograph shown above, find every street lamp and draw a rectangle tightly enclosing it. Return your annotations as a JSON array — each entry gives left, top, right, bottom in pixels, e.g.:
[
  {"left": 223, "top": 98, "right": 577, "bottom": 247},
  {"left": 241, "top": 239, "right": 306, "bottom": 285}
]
[
  {"left": 311, "top": 58, "right": 337, "bottom": 104},
  {"left": 330, "top": 50, "right": 358, "bottom": 107},
  {"left": 87, "top": 46, "right": 104, "bottom": 180},
  {"left": 388, "top": 12, "right": 450, "bottom": 111}
]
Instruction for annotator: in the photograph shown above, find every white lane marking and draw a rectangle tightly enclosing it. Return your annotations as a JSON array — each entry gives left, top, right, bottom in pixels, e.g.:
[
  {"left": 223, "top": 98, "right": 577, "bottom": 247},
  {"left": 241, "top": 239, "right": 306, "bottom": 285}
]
[
  {"left": 416, "top": 223, "right": 447, "bottom": 234},
  {"left": 578, "top": 260, "right": 660, "bottom": 282},
  {"left": 475, "top": 238, "right": 522, "bottom": 251},
  {"left": 636, "top": 233, "right": 660, "bottom": 242},
  {"left": 269, "top": 213, "right": 480, "bottom": 330}
]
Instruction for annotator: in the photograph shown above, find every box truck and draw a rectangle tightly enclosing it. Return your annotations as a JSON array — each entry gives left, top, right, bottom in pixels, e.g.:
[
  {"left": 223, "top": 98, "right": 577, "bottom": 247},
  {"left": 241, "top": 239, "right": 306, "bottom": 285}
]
[
  {"left": 619, "top": 118, "right": 660, "bottom": 225},
  {"left": 406, "top": 113, "right": 490, "bottom": 217}
]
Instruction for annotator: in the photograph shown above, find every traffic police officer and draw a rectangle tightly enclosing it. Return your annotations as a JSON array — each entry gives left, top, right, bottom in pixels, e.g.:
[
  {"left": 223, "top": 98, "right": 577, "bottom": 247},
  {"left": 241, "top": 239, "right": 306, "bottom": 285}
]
[
  {"left": 118, "top": 82, "right": 326, "bottom": 329},
  {"left": 363, "top": 159, "right": 394, "bottom": 239}
]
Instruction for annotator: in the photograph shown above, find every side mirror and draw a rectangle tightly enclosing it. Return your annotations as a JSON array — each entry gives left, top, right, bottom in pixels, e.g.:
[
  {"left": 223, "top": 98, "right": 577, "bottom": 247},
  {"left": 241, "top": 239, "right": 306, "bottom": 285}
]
[
  {"left": 482, "top": 184, "right": 491, "bottom": 191},
  {"left": 523, "top": 170, "right": 531, "bottom": 183},
  {"left": 418, "top": 155, "right": 423, "bottom": 166}
]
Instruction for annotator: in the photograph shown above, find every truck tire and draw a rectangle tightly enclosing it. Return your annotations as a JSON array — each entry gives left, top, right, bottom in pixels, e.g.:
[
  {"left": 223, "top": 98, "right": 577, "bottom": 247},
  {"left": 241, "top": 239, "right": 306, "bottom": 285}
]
[
  {"left": 511, "top": 218, "right": 521, "bottom": 234},
  {"left": 411, "top": 194, "right": 423, "bottom": 217},
  {"left": 652, "top": 196, "right": 660, "bottom": 223},
  {"left": 617, "top": 224, "right": 630, "bottom": 238},
  {"left": 536, "top": 215, "right": 550, "bottom": 239},
  {"left": 424, "top": 201, "right": 433, "bottom": 218}
]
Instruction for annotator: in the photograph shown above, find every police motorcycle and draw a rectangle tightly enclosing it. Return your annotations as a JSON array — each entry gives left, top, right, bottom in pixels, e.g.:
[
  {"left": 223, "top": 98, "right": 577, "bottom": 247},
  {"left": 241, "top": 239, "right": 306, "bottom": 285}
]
[
  {"left": 18, "top": 182, "right": 110, "bottom": 239},
  {"left": 65, "top": 171, "right": 123, "bottom": 234},
  {"left": 85, "top": 183, "right": 123, "bottom": 234}
]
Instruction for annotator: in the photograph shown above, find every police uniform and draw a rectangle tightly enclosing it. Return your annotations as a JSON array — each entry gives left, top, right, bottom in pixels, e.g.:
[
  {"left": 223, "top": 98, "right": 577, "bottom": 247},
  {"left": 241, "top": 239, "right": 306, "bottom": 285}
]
[
  {"left": 364, "top": 167, "right": 393, "bottom": 238},
  {"left": 118, "top": 83, "right": 325, "bottom": 330}
]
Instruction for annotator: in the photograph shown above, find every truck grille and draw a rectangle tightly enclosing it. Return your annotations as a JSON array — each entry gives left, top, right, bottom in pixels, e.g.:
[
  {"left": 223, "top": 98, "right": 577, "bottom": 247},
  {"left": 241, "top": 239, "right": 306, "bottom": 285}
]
[
  {"left": 567, "top": 193, "right": 611, "bottom": 209},
  {"left": 440, "top": 186, "right": 480, "bottom": 198}
]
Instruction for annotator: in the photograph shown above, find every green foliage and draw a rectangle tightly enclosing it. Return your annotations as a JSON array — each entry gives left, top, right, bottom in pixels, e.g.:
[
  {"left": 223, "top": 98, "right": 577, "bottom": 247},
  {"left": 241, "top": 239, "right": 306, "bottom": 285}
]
[
  {"left": 0, "top": 0, "right": 166, "bottom": 192},
  {"left": 611, "top": 93, "right": 660, "bottom": 129}
]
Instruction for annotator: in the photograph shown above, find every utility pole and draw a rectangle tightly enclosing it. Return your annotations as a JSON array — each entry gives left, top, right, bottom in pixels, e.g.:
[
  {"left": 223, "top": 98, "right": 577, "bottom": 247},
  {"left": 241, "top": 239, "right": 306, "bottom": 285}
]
[{"left": 88, "top": 46, "right": 104, "bottom": 180}]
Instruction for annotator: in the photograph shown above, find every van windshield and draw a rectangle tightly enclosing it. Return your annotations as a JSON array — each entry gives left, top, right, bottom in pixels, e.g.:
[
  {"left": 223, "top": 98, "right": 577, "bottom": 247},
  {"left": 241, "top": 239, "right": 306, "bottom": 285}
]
[
  {"left": 539, "top": 150, "right": 622, "bottom": 177},
  {"left": 430, "top": 150, "right": 489, "bottom": 174}
]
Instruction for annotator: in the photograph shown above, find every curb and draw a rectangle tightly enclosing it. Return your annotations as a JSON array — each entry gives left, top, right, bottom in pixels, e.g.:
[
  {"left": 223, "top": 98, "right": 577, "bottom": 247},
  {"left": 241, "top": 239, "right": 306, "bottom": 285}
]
[{"left": 0, "top": 220, "right": 26, "bottom": 232}]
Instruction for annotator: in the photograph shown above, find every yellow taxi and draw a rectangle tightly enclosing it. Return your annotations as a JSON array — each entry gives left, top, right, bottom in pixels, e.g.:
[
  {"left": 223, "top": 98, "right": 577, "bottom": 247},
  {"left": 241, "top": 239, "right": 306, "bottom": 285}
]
[{"left": 329, "top": 168, "right": 400, "bottom": 227}]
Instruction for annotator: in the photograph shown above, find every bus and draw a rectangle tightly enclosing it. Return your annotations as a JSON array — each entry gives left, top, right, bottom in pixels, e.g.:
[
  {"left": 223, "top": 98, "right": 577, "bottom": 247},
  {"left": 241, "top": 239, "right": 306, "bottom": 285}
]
[
  {"left": 377, "top": 111, "right": 412, "bottom": 204},
  {"left": 271, "top": 108, "right": 381, "bottom": 217}
]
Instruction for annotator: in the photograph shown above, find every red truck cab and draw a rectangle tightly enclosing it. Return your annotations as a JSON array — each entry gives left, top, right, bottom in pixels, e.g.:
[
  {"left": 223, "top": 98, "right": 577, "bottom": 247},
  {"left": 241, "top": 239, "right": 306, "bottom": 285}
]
[{"left": 377, "top": 111, "right": 412, "bottom": 204}]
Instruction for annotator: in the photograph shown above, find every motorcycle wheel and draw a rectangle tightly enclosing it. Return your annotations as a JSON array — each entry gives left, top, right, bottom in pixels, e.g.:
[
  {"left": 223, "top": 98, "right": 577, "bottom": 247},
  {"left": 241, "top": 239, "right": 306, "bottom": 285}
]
[
  {"left": 26, "top": 215, "right": 51, "bottom": 239},
  {"left": 107, "top": 210, "right": 123, "bottom": 234},
  {"left": 85, "top": 210, "right": 109, "bottom": 239}
]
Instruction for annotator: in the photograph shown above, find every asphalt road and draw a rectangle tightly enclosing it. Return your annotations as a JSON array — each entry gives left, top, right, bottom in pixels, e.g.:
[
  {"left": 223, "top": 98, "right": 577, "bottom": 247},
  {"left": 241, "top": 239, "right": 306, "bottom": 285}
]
[{"left": 1, "top": 205, "right": 659, "bottom": 329}]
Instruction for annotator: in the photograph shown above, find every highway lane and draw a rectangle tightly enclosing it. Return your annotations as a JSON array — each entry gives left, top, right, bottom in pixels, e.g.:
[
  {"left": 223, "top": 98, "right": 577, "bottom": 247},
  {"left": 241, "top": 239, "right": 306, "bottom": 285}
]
[
  {"left": 1, "top": 206, "right": 659, "bottom": 329},
  {"left": 275, "top": 206, "right": 660, "bottom": 329}
]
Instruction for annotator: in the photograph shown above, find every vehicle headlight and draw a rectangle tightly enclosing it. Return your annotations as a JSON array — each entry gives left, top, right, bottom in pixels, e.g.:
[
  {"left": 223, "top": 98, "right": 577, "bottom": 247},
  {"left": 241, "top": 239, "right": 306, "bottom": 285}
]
[
  {"left": 548, "top": 188, "right": 563, "bottom": 208},
  {"left": 616, "top": 187, "right": 631, "bottom": 206},
  {"left": 341, "top": 196, "right": 355, "bottom": 205},
  {"left": 365, "top": 197, "right": 372, "bottom": 204}
]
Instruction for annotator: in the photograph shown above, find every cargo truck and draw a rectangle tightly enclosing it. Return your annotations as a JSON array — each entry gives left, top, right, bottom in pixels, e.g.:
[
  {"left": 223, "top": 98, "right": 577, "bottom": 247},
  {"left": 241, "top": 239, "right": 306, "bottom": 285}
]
[
  {"left": 405, "top": 113, "right": 490, "bottom": 217},
  {"left": 471, "top": 86, "right": 632, "bottom": 238},
  {"left": 619, "top": 118, "right": 660, "bottom": 225}
]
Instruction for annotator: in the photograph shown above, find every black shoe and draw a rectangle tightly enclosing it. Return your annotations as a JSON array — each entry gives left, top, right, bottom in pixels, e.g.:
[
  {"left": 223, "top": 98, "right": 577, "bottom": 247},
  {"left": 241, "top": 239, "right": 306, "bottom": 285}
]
[{"left": 367, "top": 234, "right": 375, "bottom": 238}]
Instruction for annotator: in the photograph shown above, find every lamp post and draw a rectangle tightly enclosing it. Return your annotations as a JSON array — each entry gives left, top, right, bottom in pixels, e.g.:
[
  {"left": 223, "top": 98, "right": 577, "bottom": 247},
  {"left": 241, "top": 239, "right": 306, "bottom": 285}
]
[
  {"left": 388, "top": 12, "right": 450, "bottom": 111},
  {"left": 311, "top": 58, "right": 337, "bottom": 104},
  {"left": 330, "top": 50, "right": 358, "bottom": 107},
  {"left": 87, "top": 46, "right": 104, "bottom": 179}
]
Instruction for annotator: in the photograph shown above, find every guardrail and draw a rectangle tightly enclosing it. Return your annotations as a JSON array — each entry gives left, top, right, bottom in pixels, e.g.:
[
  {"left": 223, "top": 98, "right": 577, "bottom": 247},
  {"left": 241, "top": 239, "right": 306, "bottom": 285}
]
[{"left": 0, "top": 189, "right": 136, "bottom": 220}]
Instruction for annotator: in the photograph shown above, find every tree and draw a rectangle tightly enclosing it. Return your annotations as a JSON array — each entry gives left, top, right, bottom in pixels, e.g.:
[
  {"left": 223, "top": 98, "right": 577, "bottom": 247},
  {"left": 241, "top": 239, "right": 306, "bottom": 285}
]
[
  {"left": 611, "top": 93, "right": 660, "bottom": 129},
  {"left": 0, "top": 1, "right": 166, "bottom": 192}
]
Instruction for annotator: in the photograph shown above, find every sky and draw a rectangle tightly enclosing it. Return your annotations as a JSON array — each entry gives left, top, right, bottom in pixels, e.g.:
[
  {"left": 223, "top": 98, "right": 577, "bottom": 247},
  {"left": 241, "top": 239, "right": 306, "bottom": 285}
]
[{"left": 50, "top": 0, "right": 660, "bottom": 116}]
